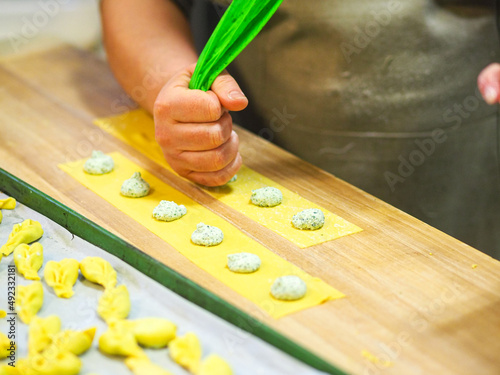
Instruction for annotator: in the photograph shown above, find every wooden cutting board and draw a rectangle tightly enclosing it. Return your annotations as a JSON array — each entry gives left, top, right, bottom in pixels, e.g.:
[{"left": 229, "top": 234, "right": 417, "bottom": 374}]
[{"left": 1, "top": 44, "right": 499, "bottom": 375}]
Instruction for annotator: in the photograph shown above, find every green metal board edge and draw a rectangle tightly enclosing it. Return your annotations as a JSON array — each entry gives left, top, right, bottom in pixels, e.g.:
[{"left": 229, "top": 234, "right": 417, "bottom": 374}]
[{"left": 0, "top": 168, "right": 347, "bottom": 375}]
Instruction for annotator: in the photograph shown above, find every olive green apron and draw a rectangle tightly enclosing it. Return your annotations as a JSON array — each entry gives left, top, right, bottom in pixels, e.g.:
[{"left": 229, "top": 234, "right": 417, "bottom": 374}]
[{"left": 184, "top": 0, "right": 500, "bottom": 258}]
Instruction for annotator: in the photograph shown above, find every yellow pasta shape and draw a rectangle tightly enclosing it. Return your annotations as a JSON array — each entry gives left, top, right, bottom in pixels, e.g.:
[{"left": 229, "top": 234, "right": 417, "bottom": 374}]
[
  {"left": 14, "top": 242, "right": 44, "bottom": 281},
  {"left": 108, "top": 318, "right": 134, "bottom": 330},
  {"left": 169, "top": 332, "right": 202, "bottom": 374},
  {"left": 25, "top": 350, "right": 82, "bottom": 375},
  {"left": 43, "top": 259, "right": 80, "bottom": 298},
  {"left": 107, "top": 317, "right": 176, "bottom": 348},
  {"left": 0, "top": 198, "right": 16, "bottom": 210},
  {"left": 0, "top": 332, "right": 12, "bottom": 359},
  {"left": 1, "top": 219, "right": 43, "bottom": 256},
  {"left": 98, "top": 324, "right": 145, "bottom": 358},
  {"left": 50, "top": 327, "right": 96, "bottom": 356},
  {"left": 16, "top": 281, "right": 43, "bottom": 324},
  {"left": 1, "top": 361, "right": 26, "bottom": 374},
  {"left": 0, "top": 197, "right": 16, "bottom": 225},
  {"left": 24, "top": 317, "right": 93, "bottom": 375},
  {"left": 28, "top": 315, "right": 62, "bottom": 355},
  {"left": 125, "top": 357, "right": 174, "bottom": 375},
  {"left": 79, "top": 256, "right": 117, "bottom": 289},
  {"left": 198, "top": 355, "right": 233, "bottom": 375},
  {"left": 131, "top": 317, "right": 177, "bottom": 348},
  {"left": 97, "top": 284, "right": 131, "bottom": 322},
  {"left": 0, "top": 310, "right": 6, "bottom": 319}
]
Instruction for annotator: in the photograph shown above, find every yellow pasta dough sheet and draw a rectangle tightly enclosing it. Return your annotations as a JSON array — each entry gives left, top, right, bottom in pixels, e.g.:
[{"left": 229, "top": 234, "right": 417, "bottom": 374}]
[
  {"left": 94, "top": 110, "right": 362, "bottom": 248},
  {"left": 59, "top": 153, "right": 344, "bottom": 318}
]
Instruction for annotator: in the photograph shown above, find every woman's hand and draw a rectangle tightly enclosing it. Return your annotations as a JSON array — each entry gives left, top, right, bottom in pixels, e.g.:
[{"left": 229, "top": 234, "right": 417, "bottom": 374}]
[{"left": 154, "top": 64, "right": 248, "bottom": 186}]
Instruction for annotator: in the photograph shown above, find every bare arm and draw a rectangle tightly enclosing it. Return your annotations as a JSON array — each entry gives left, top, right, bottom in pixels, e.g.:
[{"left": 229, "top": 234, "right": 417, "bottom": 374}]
[{"left": 101, "top": 0, "right": 198, "bottom": 112}]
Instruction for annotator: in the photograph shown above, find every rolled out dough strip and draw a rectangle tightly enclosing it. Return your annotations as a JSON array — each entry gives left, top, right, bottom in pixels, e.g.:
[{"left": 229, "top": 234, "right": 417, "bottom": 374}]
[
  {"left": 93, "top": 109, "right": 362, "bottom": 248},
  {"left": 59, "top": 152, "right": 344, "bottom": 318}
]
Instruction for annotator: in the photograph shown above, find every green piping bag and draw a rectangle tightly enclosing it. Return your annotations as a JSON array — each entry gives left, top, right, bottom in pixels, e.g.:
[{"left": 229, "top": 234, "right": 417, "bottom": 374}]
[{"left": 189, "top": 0, "right": 284, "bottom": 91}]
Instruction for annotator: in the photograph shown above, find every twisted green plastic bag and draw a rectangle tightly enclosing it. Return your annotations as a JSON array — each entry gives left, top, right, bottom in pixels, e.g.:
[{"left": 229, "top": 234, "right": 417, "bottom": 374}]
[{"left": 189, "top": 0, "right": 284, "bottom": 91}]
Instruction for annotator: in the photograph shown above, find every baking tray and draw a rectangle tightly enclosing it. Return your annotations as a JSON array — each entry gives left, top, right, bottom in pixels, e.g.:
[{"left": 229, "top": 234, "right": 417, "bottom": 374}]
[{"left": 0, "top": 167, "right": 347, "bottom": 375}]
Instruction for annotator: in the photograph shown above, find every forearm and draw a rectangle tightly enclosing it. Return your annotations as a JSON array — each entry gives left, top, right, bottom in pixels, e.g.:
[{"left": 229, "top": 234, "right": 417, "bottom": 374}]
[{"left": 101, "top": 0, "right": 198, "bottom": 112}]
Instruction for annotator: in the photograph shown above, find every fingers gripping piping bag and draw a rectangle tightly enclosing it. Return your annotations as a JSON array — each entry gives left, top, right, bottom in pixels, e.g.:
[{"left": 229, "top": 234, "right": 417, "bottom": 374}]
[{"left": 189, "top": 0, "right": 284, "bottom": 91}]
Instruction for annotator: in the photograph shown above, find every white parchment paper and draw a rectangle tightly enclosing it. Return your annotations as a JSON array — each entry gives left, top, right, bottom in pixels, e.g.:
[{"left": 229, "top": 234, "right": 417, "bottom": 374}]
[{"left": 0, "top": 193, "right": 329, "bottom": 375}]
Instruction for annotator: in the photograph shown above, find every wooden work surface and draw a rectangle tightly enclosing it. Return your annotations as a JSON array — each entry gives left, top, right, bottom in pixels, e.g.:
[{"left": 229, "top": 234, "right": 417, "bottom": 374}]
[{"left": 1, "top": 45, "right": 499, "bottom": 375}]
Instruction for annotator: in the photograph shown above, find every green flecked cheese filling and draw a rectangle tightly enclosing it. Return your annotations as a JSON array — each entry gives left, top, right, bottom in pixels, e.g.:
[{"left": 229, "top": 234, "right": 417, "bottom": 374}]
[
  {"left": 152, "top": 200, "right": 187, "bottom": 222},
  {"left": 270, "top": 275, "right": 307, "bottom": 301},
  {"left": 83, "top": 150, "right": 115, "bottom": 175},
  {"left": 227, "top": 252, "right": 261, "bottom": 273},
  {"left": 191, "top": 222, "right": 224, "bottom": 246},
  {"left": 292, "top": 208, "right": 325, "bottom": 230},
  {"left": 250, "top": 186, "right": 283, "bottom": 207},
  {"left": 120, "top": 172, "right": 150, "bottom": 198}
]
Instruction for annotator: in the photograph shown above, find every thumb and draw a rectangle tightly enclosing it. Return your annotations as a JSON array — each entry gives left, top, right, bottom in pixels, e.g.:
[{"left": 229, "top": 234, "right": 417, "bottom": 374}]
[
  {"left": 478, "top": 63, "right": 500, "bottom": 105},
  {"left": 210, "top": 70, "right": 249, "bottom": 112}
]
